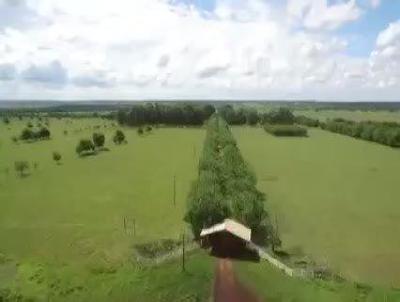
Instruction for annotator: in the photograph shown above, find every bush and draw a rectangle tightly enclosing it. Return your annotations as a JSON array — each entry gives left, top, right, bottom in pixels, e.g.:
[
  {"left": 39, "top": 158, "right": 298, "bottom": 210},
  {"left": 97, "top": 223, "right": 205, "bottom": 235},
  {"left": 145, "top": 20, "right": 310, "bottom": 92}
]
[
  {"left": 113, "top": 130, "right": 126, "bottom": 145},
  {"left": 20, "top": 128, "right": 35, "bottom": 140},
  {"left": 52, "top": 152, "right": 62, "bottom": 164},
  {"left": 76, "top": 139, "right": 95, "bottom": 156},
  {"left": 19, "top": 127, "right": 50, "bottom": 141},
  {"left": 264, "top": 124, "right": 307, "bottom": 137},
  {"left": 137, "top": 127, "right": 144, "bottom": 135},
  {"left": 14, "top": 161, "right": 29, "bottom": 177},
  {"left": 92, "top": 132, "right": 105, "bottom": 148},
  {"left": 134, "top": 239, "right": 182, "bottom": 258},
  {"left": 3, "top": 117, "right": 10, "bottom": 124},
  {"left": 145, "top": 125, "right": 152, "bottom": 132}
]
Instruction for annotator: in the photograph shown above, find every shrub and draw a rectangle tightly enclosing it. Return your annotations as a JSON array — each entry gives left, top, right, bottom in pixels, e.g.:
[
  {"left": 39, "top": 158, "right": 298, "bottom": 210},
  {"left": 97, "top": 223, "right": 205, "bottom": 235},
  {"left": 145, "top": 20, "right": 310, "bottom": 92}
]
[
  {"left": 264, "top": 124, "right": 307, "bottom": 137},
  {"left": 76, "top": 139, "right": 95, "bottom": 156},
  {"left": 145, "top": 125, "right": 152, "bottom": 132},
  {"left": 92, "top": 132, "right": 105, "bottom": 148},
  {"left": 137, "top": 127, "right": 144, "bottom": 136},
  {"left": 20, "top": 128, "right": 34, "bottom": 140},
  {"left": 3, "top": 117, "right": 10, "bottom": 124},
  {"left": 113, "top": 130, "right": 126, "bottom": 145},
  {"left": 37, "top": 127, "right": 50, "bottom": 139},
  {"left": 14, "top": 161, "right": 29, "bottom": 177},
  {"left": 52, "top": 152, "right": 62, "bottom": 164},
  {"left": 134, "top": 239, "right": 182, "bottom": 258}
]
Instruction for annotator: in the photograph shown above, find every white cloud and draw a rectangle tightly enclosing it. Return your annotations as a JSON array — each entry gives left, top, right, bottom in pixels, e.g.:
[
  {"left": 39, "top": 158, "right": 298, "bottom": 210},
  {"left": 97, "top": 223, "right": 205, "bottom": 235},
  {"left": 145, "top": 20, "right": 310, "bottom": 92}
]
[
  {"left": 287, "top": 0, "right": 362, "bottom": 30},
  {"left": 0, "top": 0, "right": 397, "bottom": 100},
  {"left": 370, "top": 0, "right": 380, "bottom": 9}
]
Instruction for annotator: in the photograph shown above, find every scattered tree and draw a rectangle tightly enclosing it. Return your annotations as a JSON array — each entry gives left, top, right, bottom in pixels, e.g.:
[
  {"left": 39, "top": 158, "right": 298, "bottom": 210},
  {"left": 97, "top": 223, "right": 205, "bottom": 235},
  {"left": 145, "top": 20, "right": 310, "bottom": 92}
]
[
  {"left": 113, "top": 130, "right": 126, "bottom": 145},
  {"left": 3, "top": 117, "right": 10, "bottom": 124},
  {"left": 52, "top": 152, "right": 62, "bottom": 164},
  {"left": 92, "top": 132, "right": 105, "bottom": 148},
  {"left": 14, "top": 161, "right": 29, "bottom": 177},
  {"left": 76, "top": 139, "right": 95, "bottom": 156},
  {"left": 137, "top": 127, "right": 144, "bottom": 136}
]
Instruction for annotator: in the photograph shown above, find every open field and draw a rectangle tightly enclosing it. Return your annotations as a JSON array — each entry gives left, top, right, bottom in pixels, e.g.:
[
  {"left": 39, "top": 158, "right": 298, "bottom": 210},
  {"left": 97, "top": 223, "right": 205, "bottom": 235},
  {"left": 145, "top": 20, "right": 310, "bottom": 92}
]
[
  {"left": 0, "top": 118, "right": 204, "bottom": 263},
  {"left": 234, "top": 126, "right": 400, "bottom": 287}
]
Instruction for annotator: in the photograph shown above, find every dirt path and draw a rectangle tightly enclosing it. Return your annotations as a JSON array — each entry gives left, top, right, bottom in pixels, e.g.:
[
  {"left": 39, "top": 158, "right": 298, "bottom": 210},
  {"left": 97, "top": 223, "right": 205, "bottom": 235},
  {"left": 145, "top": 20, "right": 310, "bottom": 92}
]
[{"left": 214, "top": 259, "right": 263, "bottom": 302}]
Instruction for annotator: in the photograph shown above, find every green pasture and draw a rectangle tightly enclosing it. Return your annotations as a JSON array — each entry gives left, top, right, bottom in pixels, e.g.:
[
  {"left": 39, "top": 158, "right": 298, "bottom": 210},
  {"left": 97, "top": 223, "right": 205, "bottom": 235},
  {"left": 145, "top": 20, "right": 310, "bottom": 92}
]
[
  {"left": 0, "top": 118, "right": 204, "bottom": 263},
  {"left": 235, "top": 260, "right": 400, "bottom": 302},
  {"left": 234, "top": 126, "right": 400, "bottom": 287}
]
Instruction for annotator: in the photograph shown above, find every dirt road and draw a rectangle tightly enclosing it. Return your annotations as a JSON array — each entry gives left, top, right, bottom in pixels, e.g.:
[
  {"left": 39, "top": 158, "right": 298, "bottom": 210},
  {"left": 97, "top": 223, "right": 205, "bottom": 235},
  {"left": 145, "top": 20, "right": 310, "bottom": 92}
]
[{"left": 214, "top": 259, "right": 263, "bottom": 302}]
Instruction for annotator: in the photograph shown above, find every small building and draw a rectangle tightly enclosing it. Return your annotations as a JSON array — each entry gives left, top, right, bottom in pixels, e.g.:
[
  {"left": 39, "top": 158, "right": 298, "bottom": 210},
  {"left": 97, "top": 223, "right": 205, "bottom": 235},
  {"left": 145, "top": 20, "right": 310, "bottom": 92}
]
[{"left": 200, "top": 219, "right": 257, "bottom": 259}]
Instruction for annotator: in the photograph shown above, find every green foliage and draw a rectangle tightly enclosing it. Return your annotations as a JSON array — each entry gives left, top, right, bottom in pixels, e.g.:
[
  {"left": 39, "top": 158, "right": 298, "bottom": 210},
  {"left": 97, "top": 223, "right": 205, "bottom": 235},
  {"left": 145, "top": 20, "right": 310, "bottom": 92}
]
[
  {"left": 3, "top": 116, "right": 10, "bottom": 124},
  {"left": 112, "top": 130, "right": 126, "bottom": 144},
  {"left": 185, "top": 114, "right": 275, "bottom": 245},
  {"left": 92, "top": 132, "right": 105, "bottom": 148},
  {"left": 52, "top": 151, "right": 62, "bottom": 163},
  {"left": 145, "top": 125, "right": 152, "bottom": 132},
  {"left": 117, "top": 103, "right": 215, "bottom": 126},
  {"left": 76, "top": 139, "right": 95, "bottom": 155},
  {"left": 218, "top": 105, "right": 260, "bottom": 125},
  {"left": 264, "top": 124, "right": 307, "bottom": 137},
  {"left": 321, "top": 118, "right": 400, "bottom": 147},
  {"left": 134, "top": 239, "right": 182, "bottom": 258},
  {"left": 295, "top": 115, "right": 320, "bottom": 127},
  {"left": 19, "top": 127, "right": 50, "bottom": 141},
  {"left": 262, "top": 107, "right": 295, "bottom": 125},
  {"left": 137, "top": 127, "right": 144, "bottom": 135},
  {"left": 14, "top": 161, "right": 29, "bottom": 177}
]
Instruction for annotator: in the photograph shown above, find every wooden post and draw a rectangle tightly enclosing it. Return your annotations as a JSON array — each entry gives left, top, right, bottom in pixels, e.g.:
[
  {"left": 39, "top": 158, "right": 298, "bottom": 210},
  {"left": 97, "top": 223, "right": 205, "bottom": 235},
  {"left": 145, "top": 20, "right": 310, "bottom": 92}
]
[
  {"left": 133, "top": 218, "right": 136, "bottom": 236},
  {"left": 173, "top": 175, "right": 176, "bottom": 206},
  {"left": 182, "top": 232, "right": 186, "bottom": 272},
  {"left": 123, "top": 217, "right": 126, "bottom": 233}
]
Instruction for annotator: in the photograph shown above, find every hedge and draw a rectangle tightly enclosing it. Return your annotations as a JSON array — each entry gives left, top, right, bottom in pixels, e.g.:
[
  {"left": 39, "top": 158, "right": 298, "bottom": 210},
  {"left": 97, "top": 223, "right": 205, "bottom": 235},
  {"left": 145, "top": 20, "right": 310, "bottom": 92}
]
[
  {"left": 185, "top": 114, "right": 278, "bottom": 246},
  {"left": 264, "top": 124, "right": 307, "bottom": 137}
]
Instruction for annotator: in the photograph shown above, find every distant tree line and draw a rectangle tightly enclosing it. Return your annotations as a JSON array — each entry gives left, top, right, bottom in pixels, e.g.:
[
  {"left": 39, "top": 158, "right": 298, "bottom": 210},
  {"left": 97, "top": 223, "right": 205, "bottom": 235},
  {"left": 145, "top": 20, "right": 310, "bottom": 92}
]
[
  {"left": 185, "top": 114, "right": 279, "bottom": 247},
  {"left": 320, "top": 118, "right": 400, "bottom": 147},
  {"left": 294, "top": 115, "right": 400, "bottom": 147},
  {"left": 116, "top": 103, "right": 216, "bottom": 126}
]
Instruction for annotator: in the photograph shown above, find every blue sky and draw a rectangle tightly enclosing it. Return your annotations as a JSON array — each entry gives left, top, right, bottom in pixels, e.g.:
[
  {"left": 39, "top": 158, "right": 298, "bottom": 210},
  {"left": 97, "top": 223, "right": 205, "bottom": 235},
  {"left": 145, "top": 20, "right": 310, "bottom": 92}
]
[{"left": 0, "top": 0, "right": 399, "bottom": 100}]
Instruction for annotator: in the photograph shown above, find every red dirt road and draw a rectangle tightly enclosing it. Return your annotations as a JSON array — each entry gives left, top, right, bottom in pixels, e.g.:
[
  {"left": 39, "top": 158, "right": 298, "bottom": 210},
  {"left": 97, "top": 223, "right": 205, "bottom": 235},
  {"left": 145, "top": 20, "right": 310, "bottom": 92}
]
[{"left": 214, "top": 259, "right": 263, "bottom": 302}]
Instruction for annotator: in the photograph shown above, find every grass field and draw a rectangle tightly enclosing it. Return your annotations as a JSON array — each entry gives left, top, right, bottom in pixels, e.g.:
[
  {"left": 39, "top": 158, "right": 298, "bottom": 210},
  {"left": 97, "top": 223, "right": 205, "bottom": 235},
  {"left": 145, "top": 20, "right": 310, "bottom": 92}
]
[
  {"left": 234, "top": 126, "right": 400, "bottom": 287},
  {"left": 0, "top": 118, "right": 204, "bottom": 264}
]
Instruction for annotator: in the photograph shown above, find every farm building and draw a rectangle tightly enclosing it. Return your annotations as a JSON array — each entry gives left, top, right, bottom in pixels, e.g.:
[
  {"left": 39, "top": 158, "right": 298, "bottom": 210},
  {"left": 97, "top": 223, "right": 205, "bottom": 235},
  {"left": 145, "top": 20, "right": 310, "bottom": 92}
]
[{"left": 200, "top": 219, "right": 258, "bottom": 260}]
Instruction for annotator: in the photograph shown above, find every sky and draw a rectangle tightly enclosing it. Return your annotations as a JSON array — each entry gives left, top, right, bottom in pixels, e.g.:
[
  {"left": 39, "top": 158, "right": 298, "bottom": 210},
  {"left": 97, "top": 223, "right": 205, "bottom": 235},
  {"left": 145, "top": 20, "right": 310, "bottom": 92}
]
[{"left": 0, "top": 0, "right": 399, "bottom": 101}]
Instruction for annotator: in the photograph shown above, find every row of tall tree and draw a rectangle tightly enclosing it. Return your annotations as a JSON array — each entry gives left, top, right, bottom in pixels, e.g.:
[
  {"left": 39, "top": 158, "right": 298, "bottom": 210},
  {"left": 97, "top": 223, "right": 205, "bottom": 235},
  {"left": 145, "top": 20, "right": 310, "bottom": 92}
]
[
  {"left": 293, "top": 115, "right": 400, "bottom": 147},
  {"left": 184, "top": 114, "right": 279, "bottom": 246},
  {"left": 320, "top": 118, "right": 400, "bottom": 147},
  {"left": 116, "top": 103, "right": 215, "bottom": 126}
]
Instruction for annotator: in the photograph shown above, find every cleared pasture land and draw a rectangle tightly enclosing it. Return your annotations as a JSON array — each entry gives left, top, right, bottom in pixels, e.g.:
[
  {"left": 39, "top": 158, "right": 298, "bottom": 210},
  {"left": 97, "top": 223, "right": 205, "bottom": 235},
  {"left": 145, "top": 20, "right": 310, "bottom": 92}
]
[
  {"left": 234, "top": 126, "right": 400, "bottom": 287},
  {"left": 0, "top": 118, "right": 204, "bottom": 263}
]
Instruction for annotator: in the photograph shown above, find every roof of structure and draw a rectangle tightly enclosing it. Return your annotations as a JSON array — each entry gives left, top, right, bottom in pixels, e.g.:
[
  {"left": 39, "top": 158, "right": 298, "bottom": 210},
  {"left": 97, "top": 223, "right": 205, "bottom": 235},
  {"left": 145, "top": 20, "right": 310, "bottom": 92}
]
[{"left": 200, "top": 218, "right": 251, "bottom": 242}]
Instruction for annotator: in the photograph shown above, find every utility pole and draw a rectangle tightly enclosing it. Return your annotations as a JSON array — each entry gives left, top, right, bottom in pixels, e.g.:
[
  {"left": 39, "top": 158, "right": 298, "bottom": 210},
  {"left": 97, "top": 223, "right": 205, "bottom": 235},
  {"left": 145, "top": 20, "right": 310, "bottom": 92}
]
[
  {"left": 182, "top": 232, "right": 186, "bottom": 272},
  {"left": 173, "top": 175, "right": 176, "bottom": 206}
]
